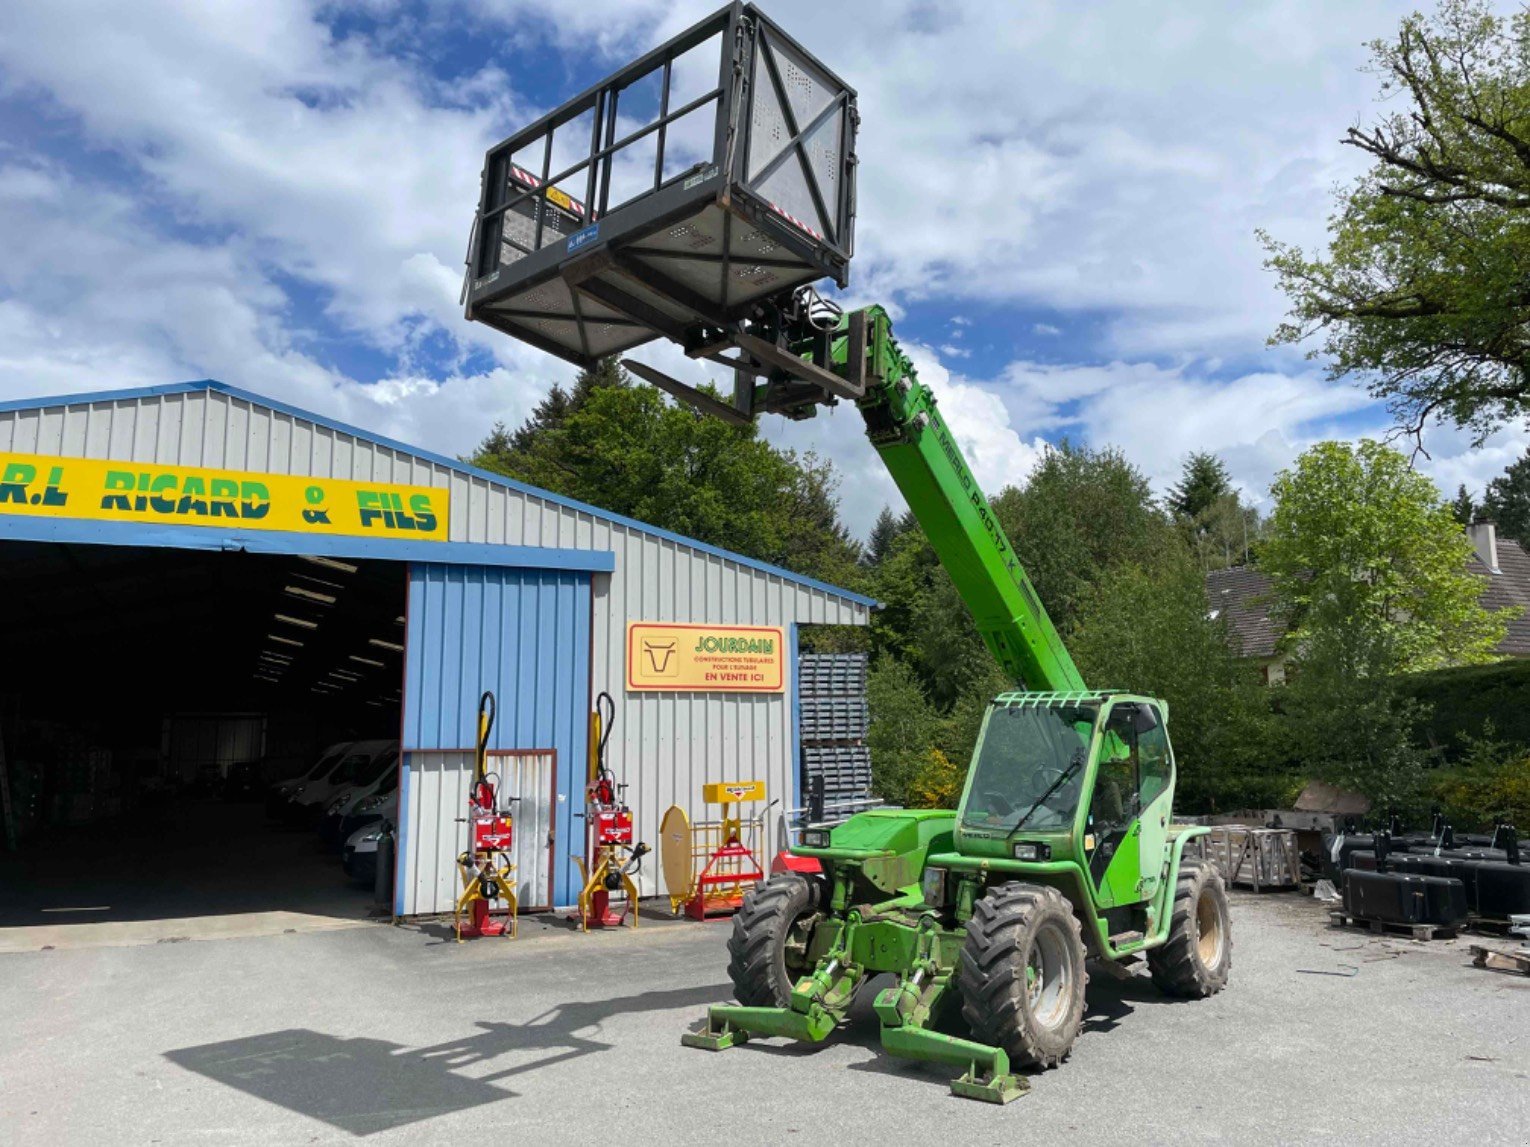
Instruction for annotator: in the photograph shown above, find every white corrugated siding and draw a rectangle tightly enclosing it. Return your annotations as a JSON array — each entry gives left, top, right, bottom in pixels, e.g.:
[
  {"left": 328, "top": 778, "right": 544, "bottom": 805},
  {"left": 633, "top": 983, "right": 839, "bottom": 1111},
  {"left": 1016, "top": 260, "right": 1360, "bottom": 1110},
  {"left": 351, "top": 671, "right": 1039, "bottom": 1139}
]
[
  {"left": 400, "top": 750, "right": 556, "bottom": 914},
  {"left": 1, "top": 385, "right": 870, "bottom": 907}
]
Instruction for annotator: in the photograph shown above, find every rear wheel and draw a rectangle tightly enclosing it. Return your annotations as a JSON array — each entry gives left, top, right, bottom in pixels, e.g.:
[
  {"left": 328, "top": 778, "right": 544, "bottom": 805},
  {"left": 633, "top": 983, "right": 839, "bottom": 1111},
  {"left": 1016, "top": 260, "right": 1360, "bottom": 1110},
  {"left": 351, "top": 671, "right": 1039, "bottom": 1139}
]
[
  {"left": 726, "top": 874, "right": 822, "bottom": 1007},
  {"left": 958, "top": 882, "right": 1088, "bottom": 1069},
  {"left": 1148, "top": 859, "right": 1231, "bottom": 997}
]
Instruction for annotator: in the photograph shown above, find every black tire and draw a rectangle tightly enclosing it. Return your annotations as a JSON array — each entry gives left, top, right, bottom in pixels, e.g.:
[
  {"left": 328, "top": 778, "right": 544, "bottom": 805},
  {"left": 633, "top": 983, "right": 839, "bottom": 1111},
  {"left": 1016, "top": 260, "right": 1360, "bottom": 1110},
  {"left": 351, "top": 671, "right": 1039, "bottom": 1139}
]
[
  {"left": 1148, "top": 859, "right": 1232, "bottom": 998},
  {"left": 726, "top": 874, "right": 822, "bottom": 1007},
  {"left": 958, "top": 882, "right": 1088, "bottom": 1069}
]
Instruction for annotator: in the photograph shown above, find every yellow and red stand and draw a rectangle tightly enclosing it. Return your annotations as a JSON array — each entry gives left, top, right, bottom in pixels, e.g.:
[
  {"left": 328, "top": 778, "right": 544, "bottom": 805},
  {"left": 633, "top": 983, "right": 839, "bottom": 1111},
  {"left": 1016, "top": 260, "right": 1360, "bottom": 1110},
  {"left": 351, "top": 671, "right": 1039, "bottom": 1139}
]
[{"left": 661, "top": 781, "right": 769, "bottom": 921}]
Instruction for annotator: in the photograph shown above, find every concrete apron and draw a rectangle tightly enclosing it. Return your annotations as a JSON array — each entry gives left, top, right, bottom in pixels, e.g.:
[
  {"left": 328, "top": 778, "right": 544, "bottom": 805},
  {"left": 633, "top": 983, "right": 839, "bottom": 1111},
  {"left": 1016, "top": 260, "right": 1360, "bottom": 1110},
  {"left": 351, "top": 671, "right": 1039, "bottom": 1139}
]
[{"left": 0, "top": 910, "right": 376, "bottom": 954}]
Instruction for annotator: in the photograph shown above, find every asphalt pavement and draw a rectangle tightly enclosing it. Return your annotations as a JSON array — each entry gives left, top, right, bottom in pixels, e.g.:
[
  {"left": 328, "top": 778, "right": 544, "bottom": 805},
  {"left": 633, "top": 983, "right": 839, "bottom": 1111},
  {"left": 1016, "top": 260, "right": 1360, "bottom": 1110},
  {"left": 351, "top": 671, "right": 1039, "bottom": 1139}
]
[{"left": 2, "top": 892, "right": 1527, "bottom": 1145}]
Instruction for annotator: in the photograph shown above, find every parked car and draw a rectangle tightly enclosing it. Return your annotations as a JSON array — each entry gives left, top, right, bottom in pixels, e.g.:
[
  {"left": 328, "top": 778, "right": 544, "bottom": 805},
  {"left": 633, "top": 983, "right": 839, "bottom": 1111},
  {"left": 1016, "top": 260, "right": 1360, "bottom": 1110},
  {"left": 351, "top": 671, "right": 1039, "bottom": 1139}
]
[
  {"left": 284, "top": 739, "right": 395, "bottom": 826},
  {"left": 266, "top": 742, "right": 352, "bottom": 819},
  {"left": 342, "top": 806, "right": 396, "bottom": 887},
  {"left": 319, "top": 749, "right": 400, "bottom": 850}
]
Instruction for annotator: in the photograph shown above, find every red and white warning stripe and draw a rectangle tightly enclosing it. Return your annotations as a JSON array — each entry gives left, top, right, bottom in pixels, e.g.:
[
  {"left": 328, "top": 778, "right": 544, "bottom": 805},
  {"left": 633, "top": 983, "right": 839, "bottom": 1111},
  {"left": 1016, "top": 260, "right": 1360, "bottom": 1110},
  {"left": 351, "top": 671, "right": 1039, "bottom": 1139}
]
[
  {"left": 767, "top": 201, "right": 822, "bottom": 241},
  {"left": 508, "top": 163, "right": 588, "bottom": 217}
]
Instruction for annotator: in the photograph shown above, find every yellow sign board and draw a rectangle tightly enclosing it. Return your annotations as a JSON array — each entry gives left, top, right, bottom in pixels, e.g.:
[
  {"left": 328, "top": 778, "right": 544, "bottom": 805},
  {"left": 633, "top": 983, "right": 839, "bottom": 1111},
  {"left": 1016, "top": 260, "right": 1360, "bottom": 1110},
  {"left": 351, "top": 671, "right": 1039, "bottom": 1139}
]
[
  {"left": 626, "top": 622, "right": 785, "bottom": 693},
  {"left": 0, "top": 450, "right": 450, "bottom": 542},
  {"left": 702, "top": 780, "right": 766, "bottom": 804}
]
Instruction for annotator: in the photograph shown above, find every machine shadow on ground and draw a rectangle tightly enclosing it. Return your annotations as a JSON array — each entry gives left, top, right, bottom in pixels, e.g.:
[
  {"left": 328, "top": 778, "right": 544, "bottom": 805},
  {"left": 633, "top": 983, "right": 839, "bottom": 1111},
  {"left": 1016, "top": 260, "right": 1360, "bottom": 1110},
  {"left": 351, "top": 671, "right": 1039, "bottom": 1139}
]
[{"left": 163, "top": 983, "right": 727, "bottom": 1136}]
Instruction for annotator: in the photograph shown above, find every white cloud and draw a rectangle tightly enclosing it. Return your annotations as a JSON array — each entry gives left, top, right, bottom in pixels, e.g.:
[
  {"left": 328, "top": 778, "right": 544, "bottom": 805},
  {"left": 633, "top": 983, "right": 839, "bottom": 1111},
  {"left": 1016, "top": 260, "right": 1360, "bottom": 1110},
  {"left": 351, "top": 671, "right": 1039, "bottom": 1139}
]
[{"left": 0, "top": 0, "right": 1523, "bottom": 548}]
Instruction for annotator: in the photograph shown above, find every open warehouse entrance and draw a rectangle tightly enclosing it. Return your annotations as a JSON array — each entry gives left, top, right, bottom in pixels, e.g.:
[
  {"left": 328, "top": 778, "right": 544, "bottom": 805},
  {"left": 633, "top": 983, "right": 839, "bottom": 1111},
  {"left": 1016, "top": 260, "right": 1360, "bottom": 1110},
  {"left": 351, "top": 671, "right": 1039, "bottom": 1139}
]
[
  {"left": 0, "top": 541, "right": 407, "bottom": 936},
  {"left": 0, "top": 379, "right": 873, "bottom": 939}
]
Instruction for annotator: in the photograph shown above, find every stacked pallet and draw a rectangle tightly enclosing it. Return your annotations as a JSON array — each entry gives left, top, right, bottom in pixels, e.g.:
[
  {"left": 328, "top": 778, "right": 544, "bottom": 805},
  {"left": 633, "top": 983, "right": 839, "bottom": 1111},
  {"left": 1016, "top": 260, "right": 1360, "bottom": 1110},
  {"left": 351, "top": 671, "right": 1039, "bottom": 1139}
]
[
  {"left": 1190, "top": 825, "right": 1301, "bottom": 891},
  {"left": 798, "top": 653, "right": 871, "bottom": 804}
]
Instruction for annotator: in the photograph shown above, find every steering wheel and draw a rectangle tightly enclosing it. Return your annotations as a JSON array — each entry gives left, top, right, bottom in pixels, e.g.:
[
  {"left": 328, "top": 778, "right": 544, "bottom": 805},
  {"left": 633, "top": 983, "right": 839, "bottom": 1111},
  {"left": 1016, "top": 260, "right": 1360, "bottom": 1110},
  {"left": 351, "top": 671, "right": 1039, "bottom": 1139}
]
[
  {"left": 1023, "top": 765, "right": 1065, "bottom": 802},
  {"left": 980, "top": 791, "right": 1015, "bottom": 817}
]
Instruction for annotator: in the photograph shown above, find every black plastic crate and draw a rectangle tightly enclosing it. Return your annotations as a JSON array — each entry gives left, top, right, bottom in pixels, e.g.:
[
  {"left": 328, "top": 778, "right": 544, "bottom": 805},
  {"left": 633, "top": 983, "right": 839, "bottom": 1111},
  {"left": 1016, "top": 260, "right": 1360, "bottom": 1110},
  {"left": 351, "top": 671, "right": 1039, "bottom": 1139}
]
[
  {"left": 799, "top": 652, "right": 867, "bottom": 698},
  {"left": 464, "top": 2, "right": 857, "bottom": 367},
  {"left": 799, "top": 696, "right": 869, "bottom": 741}
]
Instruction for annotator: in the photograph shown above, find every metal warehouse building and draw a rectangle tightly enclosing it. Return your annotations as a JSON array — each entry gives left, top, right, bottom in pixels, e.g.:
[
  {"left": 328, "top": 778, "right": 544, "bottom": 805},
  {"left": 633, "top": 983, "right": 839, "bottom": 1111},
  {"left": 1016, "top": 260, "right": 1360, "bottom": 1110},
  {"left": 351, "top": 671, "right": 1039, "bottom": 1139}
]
[{"left": 0, "top": 379, "right": 870, "bottom": 923}]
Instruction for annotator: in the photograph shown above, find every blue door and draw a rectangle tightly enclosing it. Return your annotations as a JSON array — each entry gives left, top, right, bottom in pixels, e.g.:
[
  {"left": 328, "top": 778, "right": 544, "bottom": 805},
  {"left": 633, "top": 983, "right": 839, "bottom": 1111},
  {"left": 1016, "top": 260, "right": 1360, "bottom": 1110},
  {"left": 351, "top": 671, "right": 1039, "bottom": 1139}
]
[{"left": 401, "top": 563, "right": 591, "bottom": 909}]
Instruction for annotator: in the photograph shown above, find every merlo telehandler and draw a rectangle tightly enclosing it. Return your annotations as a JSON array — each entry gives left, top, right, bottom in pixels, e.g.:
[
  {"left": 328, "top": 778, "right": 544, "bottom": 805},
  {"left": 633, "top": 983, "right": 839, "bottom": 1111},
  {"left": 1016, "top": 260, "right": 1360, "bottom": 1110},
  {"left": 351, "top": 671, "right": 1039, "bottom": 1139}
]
[{"left": 460, "top": 1, "right": 1230, "bottom": 1105}]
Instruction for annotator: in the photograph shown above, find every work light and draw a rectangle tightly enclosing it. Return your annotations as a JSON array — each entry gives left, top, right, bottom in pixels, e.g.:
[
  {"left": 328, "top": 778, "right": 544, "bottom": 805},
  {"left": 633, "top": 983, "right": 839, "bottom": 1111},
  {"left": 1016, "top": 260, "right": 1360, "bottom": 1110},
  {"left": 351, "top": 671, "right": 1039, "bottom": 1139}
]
[{"left": 801, "top": 829, "right": 830, "bottom": 848}]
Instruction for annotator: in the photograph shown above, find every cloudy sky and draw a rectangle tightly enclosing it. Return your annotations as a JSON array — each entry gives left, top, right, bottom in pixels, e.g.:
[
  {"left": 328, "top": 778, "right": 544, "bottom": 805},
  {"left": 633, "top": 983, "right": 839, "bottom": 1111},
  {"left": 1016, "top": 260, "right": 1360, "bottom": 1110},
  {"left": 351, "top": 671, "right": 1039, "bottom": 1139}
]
[{"left": 1, "top": 0, "right": 1524, "bottom": 540}]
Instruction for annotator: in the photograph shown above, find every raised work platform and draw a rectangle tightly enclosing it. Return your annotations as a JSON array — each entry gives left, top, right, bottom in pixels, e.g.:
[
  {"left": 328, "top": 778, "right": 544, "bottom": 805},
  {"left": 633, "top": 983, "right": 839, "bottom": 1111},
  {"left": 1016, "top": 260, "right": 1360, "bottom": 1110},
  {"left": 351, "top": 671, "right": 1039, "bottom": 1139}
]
[{"left": 464, "top": 2, "right": 857, "bottom": 372}]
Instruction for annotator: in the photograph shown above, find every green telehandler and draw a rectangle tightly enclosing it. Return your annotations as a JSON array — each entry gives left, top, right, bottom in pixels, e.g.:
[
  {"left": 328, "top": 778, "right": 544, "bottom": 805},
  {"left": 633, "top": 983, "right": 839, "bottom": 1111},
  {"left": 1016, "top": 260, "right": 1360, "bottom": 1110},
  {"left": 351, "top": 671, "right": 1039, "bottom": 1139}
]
[
  {"left": 676, "top": 307, "right": 1231, "bottom": 1102},
  {"left": 459, "top": 0, "right": 1229, "bottom": 1105}
]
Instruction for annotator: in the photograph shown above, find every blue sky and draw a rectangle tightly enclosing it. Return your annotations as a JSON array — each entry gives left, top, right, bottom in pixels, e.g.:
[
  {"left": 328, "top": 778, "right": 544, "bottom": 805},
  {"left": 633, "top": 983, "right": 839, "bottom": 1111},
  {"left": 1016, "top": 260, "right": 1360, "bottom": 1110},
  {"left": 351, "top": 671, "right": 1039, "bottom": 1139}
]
[{"left": 0, "top": 0, "right": 1524, "bottom": 540}]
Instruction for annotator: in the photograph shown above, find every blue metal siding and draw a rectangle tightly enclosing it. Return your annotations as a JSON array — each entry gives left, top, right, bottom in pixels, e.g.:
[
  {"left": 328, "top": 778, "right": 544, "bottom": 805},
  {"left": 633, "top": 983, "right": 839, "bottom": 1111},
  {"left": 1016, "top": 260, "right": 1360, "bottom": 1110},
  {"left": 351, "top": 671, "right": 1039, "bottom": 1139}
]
[{"left": 403, "top": 563, "right": 591, "bottom": 908}]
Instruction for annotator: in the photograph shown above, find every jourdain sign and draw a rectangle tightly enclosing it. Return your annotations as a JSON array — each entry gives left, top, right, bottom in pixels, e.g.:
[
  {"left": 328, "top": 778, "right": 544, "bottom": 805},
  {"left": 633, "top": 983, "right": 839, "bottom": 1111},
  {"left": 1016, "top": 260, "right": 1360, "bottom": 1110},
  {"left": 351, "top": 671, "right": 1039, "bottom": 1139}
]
[
  {"left": 0, "top": 451, "right": 450, "bottom": 542},
  {"left": 626, "top": 622, "right": 785, "bottom": 693}
]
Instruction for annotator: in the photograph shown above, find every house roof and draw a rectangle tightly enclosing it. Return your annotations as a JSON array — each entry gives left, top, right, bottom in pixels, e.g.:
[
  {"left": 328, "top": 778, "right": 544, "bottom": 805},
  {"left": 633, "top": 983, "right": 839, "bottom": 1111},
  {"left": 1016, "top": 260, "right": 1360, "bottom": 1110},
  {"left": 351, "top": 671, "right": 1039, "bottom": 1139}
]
[
  {"left": 1469, "top": 536, "right": 1530, "bottom": 655},
  {"left": 1204, "top": 537, "right": 1530, "bottom": 661},
  {"left": 0, "top": 379, "right": 878, "bottom": 609},
  {"left": 1205, "top": 565, "right": 1281, "bottom": 660}
]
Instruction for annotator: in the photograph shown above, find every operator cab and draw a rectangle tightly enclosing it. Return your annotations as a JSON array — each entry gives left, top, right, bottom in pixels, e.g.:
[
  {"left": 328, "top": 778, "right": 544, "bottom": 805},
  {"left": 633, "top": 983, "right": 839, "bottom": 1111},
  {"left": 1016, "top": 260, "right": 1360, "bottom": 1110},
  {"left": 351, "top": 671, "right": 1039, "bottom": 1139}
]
[{"left": 956, "top": 693, "right": 1176, "bottom": 907}]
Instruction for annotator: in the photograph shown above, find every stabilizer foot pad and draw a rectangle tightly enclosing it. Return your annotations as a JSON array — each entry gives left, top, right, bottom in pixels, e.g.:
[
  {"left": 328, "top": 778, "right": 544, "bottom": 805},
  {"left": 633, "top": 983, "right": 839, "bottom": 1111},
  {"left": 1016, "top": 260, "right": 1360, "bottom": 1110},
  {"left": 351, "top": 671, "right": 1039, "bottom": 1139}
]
[
  {"left": 681, "top": 1021, "right": 748, "bottom": 1051},
  {"left": 950, "top": 1072, "right": 1030, "bottom": 1104}
]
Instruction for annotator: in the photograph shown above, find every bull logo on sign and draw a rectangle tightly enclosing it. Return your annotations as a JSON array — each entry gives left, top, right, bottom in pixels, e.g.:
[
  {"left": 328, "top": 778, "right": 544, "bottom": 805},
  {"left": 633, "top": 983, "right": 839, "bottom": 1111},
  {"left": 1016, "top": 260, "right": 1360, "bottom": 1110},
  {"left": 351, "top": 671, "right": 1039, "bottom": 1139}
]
[{"left": 641, "top": 638, "right": 679, "bottom": 677}]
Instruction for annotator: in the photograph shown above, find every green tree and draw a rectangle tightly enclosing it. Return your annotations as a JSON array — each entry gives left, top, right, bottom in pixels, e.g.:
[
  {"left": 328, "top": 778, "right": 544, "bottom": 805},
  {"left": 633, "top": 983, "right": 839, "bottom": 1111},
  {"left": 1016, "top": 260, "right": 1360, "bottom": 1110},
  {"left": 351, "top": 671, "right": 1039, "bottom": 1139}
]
[
  {"left": 1167, "top": 452, "right": 1232, "bottom": 519},
  {"left": 1451, "top": 483, "right": 1478, "bottom": 526},
  {"left": 1262, "top": 439, "right": 1511, "bottom": 673},
  {"left": 1070, "top": 554, "right": 1276, "bottom": 811},
  {"left": 865, "top": 658, "right": 944, "bottom": 805},
  {"left": 999, "top": 443, "right": 1181, "bottom": 637},
  {"left": 863, "top": 505, "right": 907, "bottom": 567},
  {"left": 1281, "top": 599, "right": 1430, "bottom": 808},
  {"left": 1483, "top": 451, "right": 1530, "bottom": 542},
  {"left": 1262, "top": 1, "right": 1530, "bottom": 443},
  {"left": 469, "top": 359, "right": 863, "bottom": 586}
]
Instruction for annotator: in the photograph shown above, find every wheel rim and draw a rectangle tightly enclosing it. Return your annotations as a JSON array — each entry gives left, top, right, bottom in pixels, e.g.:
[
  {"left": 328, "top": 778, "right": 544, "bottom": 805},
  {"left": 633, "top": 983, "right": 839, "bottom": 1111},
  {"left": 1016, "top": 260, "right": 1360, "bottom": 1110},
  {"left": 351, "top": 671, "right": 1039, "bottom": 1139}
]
[
  {"left": 783, "top": 912, "right": 817, "bottom": 978},
  {"left": 1195, "top": 887, "right": 1225, "bottom": 967},
  {"left": 1024, "top": 920, "right": 1074, "bottom": 1030}
]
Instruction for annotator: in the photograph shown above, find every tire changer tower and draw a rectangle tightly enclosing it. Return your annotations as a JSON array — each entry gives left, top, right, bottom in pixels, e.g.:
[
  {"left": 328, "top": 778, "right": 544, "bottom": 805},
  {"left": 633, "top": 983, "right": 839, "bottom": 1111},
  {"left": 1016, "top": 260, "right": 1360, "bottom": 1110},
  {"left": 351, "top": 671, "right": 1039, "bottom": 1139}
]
[
  {"left": 573, "top": 691, "right": 650, "bottom": 930},
  {"left": 454, "top": 691, "right": 519, "bottom": 941},
  {"left": 462, "top": 1, "right": 1231, "bottom": 1102}
]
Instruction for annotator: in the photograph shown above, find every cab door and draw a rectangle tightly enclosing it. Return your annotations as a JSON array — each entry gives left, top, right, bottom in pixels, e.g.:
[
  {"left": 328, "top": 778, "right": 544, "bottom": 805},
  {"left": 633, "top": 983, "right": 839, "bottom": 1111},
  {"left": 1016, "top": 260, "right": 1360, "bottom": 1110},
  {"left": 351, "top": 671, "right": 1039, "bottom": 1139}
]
[
  {"left": 1083, "top": 702, "right": 1144, "bottom": 909},
  {"left": 1131, "top": 703, "right": 1174, "bottom": 905}
]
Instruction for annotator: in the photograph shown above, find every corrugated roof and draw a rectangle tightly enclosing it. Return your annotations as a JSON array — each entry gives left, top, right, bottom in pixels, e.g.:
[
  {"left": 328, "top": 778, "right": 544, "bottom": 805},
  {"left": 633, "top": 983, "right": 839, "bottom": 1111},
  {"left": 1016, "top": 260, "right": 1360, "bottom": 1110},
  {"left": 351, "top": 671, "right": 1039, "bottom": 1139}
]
[
  {"left": 1204, "top": 538, "right": 1530, "bottom": 660},
  {"left": 0, "top": 379, "right": 877, "bottom": 609}
]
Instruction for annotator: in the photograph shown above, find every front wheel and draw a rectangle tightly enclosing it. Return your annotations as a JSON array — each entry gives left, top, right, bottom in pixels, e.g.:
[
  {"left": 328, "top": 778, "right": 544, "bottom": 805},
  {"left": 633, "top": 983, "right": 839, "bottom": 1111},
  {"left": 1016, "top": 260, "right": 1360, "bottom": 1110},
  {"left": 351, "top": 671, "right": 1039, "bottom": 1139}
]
[
  {"left": 726, "top": 874, "right": 822, "bottom": 1007},
  {"left": 958, "top": 882, "right": 1088, "bottom": 1069},
  {"left": 1148, "top": 859, "right": 1232, "bottom": 997}
]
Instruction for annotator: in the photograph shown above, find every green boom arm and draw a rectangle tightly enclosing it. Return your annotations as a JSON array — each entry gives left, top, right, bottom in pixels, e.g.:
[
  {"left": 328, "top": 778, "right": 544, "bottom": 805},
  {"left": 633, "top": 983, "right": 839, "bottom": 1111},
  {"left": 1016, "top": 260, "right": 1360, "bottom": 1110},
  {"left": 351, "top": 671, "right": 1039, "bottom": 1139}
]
[{"left": 821, "top": 306, "right": 1085, "bottom": 693}]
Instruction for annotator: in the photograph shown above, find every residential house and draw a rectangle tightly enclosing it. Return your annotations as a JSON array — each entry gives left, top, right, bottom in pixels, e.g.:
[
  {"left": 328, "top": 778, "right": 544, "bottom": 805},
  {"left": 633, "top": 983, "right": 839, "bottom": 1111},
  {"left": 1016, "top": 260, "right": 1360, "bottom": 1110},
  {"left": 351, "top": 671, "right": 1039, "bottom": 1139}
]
[{"left": 1205, "top": 520, "right": 1530, "bottom": 684}]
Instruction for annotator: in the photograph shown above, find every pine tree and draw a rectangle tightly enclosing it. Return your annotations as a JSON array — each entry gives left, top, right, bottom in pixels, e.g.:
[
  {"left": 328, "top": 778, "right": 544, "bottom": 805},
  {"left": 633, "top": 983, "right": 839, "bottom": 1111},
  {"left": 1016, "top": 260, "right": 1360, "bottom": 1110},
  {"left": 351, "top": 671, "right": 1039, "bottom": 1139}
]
[
  {"left": 1451, "top": 484, "right": 1477, "bottom": 526},
  {"left": 1483, "top": 452, "right": 1530, "bottom": 543},
  {"left": 1167, "top": 452, "right": 1232, "bottom": 519},
  {"left": 469, "top": 358, "right": 628, "bottom": 471},
  {"left": 864, "top": 506, "right": 904, "bottom": 566}
]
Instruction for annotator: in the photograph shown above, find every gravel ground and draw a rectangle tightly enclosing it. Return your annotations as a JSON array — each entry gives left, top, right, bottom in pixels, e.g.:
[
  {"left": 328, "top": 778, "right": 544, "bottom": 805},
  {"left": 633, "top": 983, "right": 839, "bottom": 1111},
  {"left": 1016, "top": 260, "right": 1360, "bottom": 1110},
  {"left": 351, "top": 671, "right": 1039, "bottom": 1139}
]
[{"left": 2, "top": 891, "right": 1527, "bottom": 1145}]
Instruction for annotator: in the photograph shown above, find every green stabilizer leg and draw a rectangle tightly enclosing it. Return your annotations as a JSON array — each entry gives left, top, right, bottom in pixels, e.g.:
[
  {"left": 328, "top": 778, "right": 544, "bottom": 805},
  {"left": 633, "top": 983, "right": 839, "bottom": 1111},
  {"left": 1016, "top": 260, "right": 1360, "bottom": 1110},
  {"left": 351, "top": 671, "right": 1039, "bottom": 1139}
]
[
  {"left": 681, "top": 1001, "right": 838, "bottom": 1050},
  {"left": 879, "top": 1025, "right": 1029, "bottom": 1104},
  {"left": 873, "top": 971, "right": 1029, "bottom": 1104}
]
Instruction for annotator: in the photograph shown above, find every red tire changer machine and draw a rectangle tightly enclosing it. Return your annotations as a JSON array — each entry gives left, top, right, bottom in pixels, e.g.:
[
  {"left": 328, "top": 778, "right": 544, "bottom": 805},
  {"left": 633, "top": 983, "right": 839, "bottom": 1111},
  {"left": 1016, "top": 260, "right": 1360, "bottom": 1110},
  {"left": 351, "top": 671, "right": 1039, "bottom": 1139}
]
[
  {"left": 453, "top": 691, "right": 520, "bottom": 940},
  {"left": 573, "top": 691, "right": 650, "bottom": 930}
]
